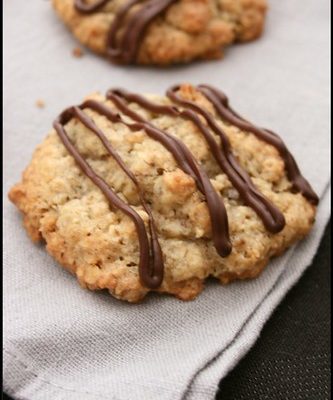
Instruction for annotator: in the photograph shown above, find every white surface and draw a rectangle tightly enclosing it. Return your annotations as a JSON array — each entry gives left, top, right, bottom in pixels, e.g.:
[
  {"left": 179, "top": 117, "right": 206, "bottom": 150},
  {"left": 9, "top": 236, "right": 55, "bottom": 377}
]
[{"left": 3, "top": 1, "right": 330, "bottom": 399}]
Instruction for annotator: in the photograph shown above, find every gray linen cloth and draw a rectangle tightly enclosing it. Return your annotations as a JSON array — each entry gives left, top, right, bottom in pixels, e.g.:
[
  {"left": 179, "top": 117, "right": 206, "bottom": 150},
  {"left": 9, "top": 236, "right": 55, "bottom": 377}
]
[{"left": 4, "top": 0, "right": 330, "bottom": 399}]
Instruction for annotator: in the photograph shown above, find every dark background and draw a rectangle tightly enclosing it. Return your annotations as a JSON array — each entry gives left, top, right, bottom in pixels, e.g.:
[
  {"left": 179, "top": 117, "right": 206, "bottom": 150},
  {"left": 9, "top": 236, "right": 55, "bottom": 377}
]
[{"left": 3, "top": 221, "right": 331, "bottom": 400}]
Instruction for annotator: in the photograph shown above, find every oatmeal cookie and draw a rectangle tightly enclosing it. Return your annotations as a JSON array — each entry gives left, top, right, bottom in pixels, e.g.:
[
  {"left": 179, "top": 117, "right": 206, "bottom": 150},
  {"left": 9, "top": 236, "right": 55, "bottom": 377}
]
[
  {"left": 9, "top": 84, "right": 318, "bottom": 302},
  {"left": 52, "top": 0, "right": 267, "bottom": 65}
]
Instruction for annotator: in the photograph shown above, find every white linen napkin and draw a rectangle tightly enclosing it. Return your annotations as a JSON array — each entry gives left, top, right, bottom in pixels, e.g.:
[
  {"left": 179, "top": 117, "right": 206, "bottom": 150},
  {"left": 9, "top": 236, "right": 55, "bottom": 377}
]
[{"left": 4, "top": 0, "right": 330, "bottom": 399}]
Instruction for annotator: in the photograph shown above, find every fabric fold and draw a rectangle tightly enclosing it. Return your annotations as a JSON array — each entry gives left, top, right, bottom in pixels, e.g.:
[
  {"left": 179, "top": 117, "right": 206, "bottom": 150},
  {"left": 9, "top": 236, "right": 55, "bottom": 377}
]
[{"left": 4, "top": 0, "right": 330, "bottom": 399}]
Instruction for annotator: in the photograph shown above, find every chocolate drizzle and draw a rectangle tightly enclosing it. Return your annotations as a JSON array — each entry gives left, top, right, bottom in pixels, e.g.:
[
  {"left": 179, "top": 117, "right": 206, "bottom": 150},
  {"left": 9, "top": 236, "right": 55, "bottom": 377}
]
[
  {"left": 106, "top": 89, "right": 231, "bottom": 257},
  {"left": 54, "top": 106, "right": 164, "bottom": 288},
  {"left": 74, "top": 0, "right": 176, "bottom": 63},
  {"left": 74, "top": 0, "right": 110, "bottom": 13},
  {"left": 53, "top": 84, "right": 318, "bottom": 289},
  {"left": 111, "top": 88, "right": 286, "bottom": 233},
  {"left": 196, "top": 85, "right": 319, "bottom": 205},
  {"left": 53, "top": 87, "right": 232, "bottom": 288}
]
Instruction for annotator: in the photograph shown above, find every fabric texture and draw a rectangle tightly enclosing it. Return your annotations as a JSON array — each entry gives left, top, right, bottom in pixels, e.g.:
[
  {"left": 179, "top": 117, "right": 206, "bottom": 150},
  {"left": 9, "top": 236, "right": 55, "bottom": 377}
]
[
  {"left": 4, "top": 223, "right": 331, "bottom": 400},
  {"left": 216, "top": 221, "right": 331, "bottom": 400},
  {"left": 3, "top": 1, "right": 330, "bottom": 399}
]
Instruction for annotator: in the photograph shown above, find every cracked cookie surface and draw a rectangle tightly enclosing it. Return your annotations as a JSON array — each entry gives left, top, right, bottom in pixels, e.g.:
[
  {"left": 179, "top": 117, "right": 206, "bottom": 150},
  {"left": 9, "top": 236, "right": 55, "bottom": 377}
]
[
  {"left": 52, "top": 0, "right": 267, "bottom": 65},
  {"left": 9, "top": 84, "right": 316, "bottom": 302}
]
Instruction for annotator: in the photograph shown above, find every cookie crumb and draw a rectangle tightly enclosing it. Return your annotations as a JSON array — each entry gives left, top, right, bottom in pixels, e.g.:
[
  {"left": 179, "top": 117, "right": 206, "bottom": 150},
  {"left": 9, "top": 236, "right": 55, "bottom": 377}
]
[
  {"left": 72, "top": 47, "right": 84, "bottom": 58},
  {"left": 35, "top": 100, "right": 45, "bottom": 109}
]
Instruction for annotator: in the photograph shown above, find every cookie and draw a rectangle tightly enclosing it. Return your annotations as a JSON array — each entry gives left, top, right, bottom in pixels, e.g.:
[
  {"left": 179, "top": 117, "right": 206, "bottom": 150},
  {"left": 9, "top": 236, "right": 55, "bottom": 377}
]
[
  {"left": 9, "top": 84, "right": 318, "bottom": 302},
  {"left": 52, "top": 0, "right": 268, "bottom": 65}
]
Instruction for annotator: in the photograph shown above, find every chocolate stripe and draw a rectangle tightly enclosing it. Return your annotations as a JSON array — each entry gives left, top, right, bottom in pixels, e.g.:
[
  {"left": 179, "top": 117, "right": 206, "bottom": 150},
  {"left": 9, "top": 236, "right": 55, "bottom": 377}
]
[
  {"left": 74, "top": 0, "right": 110, "bottom": 13},
  {"left": 109, "top": 0, "right": 177, "bottom": 63},
  {"left": 107, "top": 89, "right": 231, "bottom": 257},
  {"left": 75, "top": 0, "right": 176, "bottom": 64},
  {"left": 110, "top": 87, "right": 285, "bottom": 233},
  {"left": 197, "top": 85, "right": 319, "bottom": 205},
  {"left": 54, "top": 106, "right": 163, "bottom": 289}
]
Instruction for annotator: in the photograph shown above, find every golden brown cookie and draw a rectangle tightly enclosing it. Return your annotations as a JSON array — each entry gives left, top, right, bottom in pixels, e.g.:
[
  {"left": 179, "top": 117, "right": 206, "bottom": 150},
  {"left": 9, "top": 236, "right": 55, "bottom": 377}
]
[
  {"left": 9, "top": 84, "right": 318, "bottom": 302},
  {"left": 52, "top": 0, "right": 268, "bottom": 65}
]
